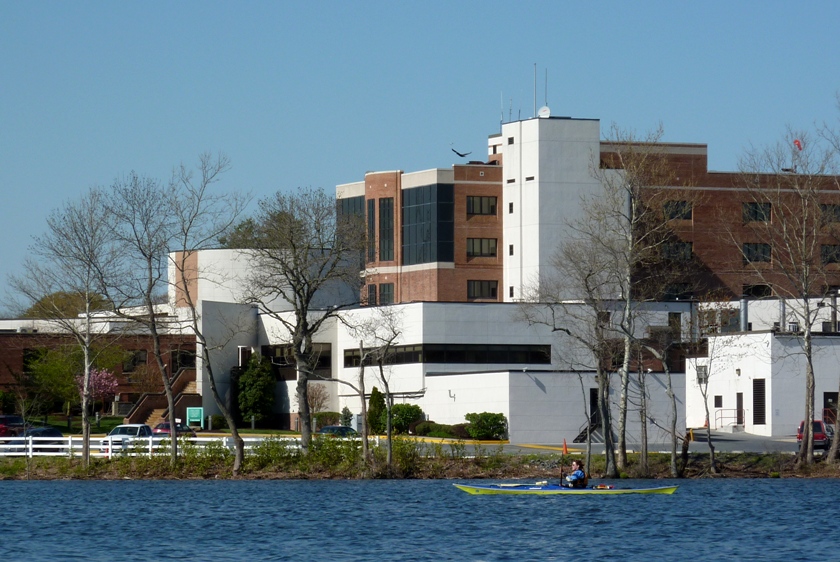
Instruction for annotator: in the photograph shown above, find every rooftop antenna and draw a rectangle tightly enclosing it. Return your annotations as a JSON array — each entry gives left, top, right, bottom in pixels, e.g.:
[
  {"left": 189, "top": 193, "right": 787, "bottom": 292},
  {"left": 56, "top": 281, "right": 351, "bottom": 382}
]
[
  {"left": 500, "top": 91, "right": 504, "bottom": 125},
  {"left": 545, "top": 68, "right": 548, "bottom": 106},
  {"left": 533, "top": 63, "right": 537, "bottom": 118}
]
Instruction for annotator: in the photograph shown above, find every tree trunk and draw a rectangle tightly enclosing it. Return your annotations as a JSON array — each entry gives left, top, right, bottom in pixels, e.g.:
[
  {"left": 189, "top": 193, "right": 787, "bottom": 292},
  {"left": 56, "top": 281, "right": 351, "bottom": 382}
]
[
  {"left": 598, "top": 369, "right": 617, "bottom": 477},
  {"left": 296, "top": 360, "right": 313, "bottom": 453},
  {"left": 798, "top": 329, "right": 816, "bottom": 465},
  {"left": 638, "top": 369, "right": 648, "bottom": 477}
]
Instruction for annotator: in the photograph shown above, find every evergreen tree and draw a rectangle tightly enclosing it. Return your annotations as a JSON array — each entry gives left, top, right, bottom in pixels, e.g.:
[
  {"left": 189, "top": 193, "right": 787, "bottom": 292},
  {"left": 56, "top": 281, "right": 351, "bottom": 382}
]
[
  {"left": 340, "top": 406, "right": 353, "bottom": 427},
  {"left": 238, "top": 355, "right": 275, "bottom": 423},
  {"left": 367, "top": 386, "right": 386, "bottom": 435}
]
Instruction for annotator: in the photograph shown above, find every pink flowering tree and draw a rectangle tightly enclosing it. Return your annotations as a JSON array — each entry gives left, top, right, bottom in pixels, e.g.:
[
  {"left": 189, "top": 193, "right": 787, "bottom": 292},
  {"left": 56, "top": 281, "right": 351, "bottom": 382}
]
[{"left": 76, "top": 368, "right": 119, "bottom": 414}]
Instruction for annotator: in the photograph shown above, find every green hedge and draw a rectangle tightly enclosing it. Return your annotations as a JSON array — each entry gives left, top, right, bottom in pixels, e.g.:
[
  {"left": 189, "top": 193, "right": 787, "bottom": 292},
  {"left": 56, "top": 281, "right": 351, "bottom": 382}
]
[{"left": 464, "top": 412, "right": 508, "bottom": 440}]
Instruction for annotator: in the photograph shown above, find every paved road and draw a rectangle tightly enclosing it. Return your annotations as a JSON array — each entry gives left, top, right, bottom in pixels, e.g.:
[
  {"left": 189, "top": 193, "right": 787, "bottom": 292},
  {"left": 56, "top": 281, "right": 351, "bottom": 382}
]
[{"left": 502, "top": 429, "right": 804, "bottom": 455}]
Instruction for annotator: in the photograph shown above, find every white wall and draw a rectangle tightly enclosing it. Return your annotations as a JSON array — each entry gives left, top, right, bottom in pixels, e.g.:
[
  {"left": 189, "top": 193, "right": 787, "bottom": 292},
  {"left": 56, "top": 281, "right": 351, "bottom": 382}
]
[
  {"left": 501, "top": 117, "right": 602, "bottom": 301},
  {"left": 686, "top": 331, "right": 840, "bottom": 437}
]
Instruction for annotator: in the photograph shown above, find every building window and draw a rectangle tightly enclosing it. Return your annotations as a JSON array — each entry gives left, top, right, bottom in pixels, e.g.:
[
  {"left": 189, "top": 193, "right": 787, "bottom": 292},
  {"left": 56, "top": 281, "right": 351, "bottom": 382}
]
[
  {"left": 664, "top": 200, "right": 692, "bottom": 220},
  {"left": 339, "top": 195, "right": 365, "bottom": 217},
  {"left": 466, "top": 196, "right": 497, "bottom": 216},
  {"left": 379, "top": 198, "right": 394, "bottom": 261},
  {"left": 402, "top": 183, "right": 454, "bottom": 266},
  {"left": 507, "top": 137, "right": 514, "bottom": 145},
  {"left": 525, "top": 176, "right": 534, "bottom": 181},
  {"left": 743, "top": 243, "right": 771, "bottom": 264},
  {"left": 123, "top": 350, "right": 147, "bottom": 373},
  {"left": 822, "top": 245, "right": 840, "bottom": 265},
  {"left": 663, "top": 241, "right": 693, "bottom": 261},
  {"left": 506, "top": 178, "right": 515, "bottom": 184},
  {"left": 367, "top": 284, "right": 377, "bottom": 306},
  {"left": 696, "top": 365, "right": 708, "bottom": 385},
  {"left": 743, "top": 202, "right": 771, "bottom": 223},
  {"left": 820, "top": 204, "right": 840, "bottom": 224},
  {"left": 367, "top": 199, "right": 376, "bottom": 262},
  {"left": 344, "top": 343, "right": 550, "bottom": 367},
  {"left": 467, "top": 280, "right": 498, "bottom": 300},
  {"left": 509, "top": 244, "right": 514, "bottom": 256},
  {"left": 379, "top": 283, "right": 394, "bottom": 305},
  {"left": 467, "top": 238, "right": 497, "bottom": 257},
  {"left": 509, "top": 286, "right": 514, "bottom": 298},
  {"left": 714, "top": 395, "right": 723, "bottom": 408},
  {"left": 509, "top": 202, "right": 513, "bottom": 214},
  {"left": 743, "top": 284, "right": 772, "bottom": 298}
]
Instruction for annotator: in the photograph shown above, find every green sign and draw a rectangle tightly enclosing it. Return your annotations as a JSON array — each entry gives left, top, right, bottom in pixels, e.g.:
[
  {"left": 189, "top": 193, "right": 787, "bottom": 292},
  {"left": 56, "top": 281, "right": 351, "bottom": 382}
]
[{"left": 186, "top": 407, "right": 204, "bottom": 429}]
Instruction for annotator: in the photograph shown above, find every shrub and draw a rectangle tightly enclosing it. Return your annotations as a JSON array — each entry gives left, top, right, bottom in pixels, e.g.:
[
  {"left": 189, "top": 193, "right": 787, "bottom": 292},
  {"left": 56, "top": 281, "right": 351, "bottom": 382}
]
[
  {"left": 367, "top": 387, "right": 386, "bottom": 434},
  {"left": 209, "top": 414, "right": 228, "bottom": 430},
  {"left": 314, "top": 411, "right": 340, "bottom": 429},
  {"left": 390, "top": 404, "right": 424, "bottom": 434},
  {"left": 248, "top": 436, "right": 299, "bottom": 471},
  {"left": 450, "top": 423, "right": 471, "bottom": 439},
  {"left": 464, "top": 412, "right": 508, "bottom": 440}
]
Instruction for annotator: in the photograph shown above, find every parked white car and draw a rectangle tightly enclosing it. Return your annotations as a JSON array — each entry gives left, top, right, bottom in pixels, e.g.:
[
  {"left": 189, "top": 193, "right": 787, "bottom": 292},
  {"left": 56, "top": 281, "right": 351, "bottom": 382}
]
[{"left": 101, "top": 424, "right": 153, "bottom": 453}]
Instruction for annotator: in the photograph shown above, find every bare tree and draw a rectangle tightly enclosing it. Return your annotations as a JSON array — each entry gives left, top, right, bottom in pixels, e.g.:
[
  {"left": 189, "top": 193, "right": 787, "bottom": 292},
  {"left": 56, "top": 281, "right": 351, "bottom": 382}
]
[
  {"left": 727, "top": 129, "right": 840, "bottom": 465},
  {"left": 519, "top": 248, "right": 620, "bottom": 478},
  {"left": 10, "top": 188, "right": 120, "bottom": 467},
  {"left": 587, "top": 123, "right": 703, "bottom": 469},
  {"left": 307, "top": 383, "right": 329, "bottom": 415},
  {"left": 351, "top": 306, "right": 403, "bottom": 469},
  {"left": 167, "top": 152, "right": 250, "bottom": 473},
  {"left": 241, "top": 187, "right": 366, "bottom": 451}
]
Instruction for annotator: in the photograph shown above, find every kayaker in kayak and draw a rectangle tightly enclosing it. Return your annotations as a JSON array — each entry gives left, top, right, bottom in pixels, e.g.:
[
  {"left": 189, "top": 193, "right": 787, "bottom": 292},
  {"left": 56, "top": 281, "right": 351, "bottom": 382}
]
[{"left": 563, "top": 460, "right": 588, "bottom": 488}]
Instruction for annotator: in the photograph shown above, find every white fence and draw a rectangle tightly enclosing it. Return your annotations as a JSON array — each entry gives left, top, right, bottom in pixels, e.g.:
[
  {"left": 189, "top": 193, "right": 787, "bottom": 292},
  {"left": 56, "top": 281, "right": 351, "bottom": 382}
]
[{"left": 0, "top": 435, "right": 326, "bottom": 459}]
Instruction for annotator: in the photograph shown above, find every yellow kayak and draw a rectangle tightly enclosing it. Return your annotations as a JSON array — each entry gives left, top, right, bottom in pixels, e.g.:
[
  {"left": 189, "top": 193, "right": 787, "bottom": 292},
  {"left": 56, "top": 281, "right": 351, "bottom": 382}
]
[{"left": 453, "top": 483, "right": 678, "bottom": 495}]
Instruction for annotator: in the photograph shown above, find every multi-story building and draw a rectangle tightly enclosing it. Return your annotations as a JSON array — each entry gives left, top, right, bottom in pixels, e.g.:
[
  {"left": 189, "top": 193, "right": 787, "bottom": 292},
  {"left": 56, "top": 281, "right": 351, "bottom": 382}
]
[{"left": 338, "top": 113, "right": 840, "bottom": 305}]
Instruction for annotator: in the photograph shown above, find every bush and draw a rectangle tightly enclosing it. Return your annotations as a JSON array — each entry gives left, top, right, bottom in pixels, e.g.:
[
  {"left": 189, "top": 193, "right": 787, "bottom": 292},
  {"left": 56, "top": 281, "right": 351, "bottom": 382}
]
[
  {"left": 390, "top": 404, "right": 424, "bottom": 434},
  {"left": 413, "top": 420, "right": 437, "bottom": 436},
  {"left": 314, "top": 411, "right": 340, "bottom": 429},
  {"left": 464, "top": 412, "right": 508, "bottom": 440},
  {"left": 450, "top": 423, "right": 472, "bottom": 439},
  {"left": 209, "top": 414, "right": 228, "bottom": 430}
]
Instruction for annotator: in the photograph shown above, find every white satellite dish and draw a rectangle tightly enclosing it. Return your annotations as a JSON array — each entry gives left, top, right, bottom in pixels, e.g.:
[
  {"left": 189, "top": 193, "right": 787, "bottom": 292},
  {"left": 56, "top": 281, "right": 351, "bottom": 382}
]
[{"left": 537, "top": 105, "right": 551, "bottom": 118}]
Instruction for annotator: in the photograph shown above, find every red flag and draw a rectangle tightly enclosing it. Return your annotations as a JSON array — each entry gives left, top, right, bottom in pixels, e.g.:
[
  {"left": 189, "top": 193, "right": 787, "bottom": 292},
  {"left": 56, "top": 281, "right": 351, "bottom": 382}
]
[{"left": 794, "top": 139, "right": 803, "bottom": 151}]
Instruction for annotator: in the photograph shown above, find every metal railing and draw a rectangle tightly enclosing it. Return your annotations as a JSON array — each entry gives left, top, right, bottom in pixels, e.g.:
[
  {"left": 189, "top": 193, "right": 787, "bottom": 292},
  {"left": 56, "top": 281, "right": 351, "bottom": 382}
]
[{"left": 713, "top": 408, "right": 745, "bottom": 429}]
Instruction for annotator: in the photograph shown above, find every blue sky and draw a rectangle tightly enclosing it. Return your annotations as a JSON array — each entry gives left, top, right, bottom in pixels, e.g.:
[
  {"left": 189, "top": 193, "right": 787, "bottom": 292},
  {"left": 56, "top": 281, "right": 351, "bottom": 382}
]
[{"left": 2, "top": 1, "right": 839, "bottom": 304}]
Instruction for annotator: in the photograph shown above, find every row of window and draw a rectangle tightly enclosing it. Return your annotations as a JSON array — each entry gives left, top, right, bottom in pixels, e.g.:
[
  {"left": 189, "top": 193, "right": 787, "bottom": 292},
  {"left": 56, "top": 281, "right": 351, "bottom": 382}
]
[
  {"left": 343, "top": 343, "right": 551, "bottom": 367},
  {"left": 666, "top": 201, "right": 840, "bottom": 224},
  {"left": 662, "top": 240, "right": 840, "bottom": 266},
  {"left": 741, "top": 243, "right": 840, "bottom": 265}
]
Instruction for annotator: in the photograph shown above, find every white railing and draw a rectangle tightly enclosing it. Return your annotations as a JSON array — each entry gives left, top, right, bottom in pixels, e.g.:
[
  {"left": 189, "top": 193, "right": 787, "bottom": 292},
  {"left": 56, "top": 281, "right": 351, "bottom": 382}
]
[{"left": 0, "top": 435, "right": 374, "bottom": 459}]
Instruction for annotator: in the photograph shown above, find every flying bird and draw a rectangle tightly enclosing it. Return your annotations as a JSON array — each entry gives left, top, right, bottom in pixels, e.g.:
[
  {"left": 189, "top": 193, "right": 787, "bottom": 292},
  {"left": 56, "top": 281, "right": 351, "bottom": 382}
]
[{"left": 451, "top": 147, "right": 472, "bottom": 158}]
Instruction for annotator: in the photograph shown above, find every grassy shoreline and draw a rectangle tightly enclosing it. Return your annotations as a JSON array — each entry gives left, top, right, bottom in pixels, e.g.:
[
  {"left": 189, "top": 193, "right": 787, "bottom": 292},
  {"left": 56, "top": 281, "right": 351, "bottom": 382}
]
[{"left": 2, "top": 442, "right": 840, "bottom": 481}]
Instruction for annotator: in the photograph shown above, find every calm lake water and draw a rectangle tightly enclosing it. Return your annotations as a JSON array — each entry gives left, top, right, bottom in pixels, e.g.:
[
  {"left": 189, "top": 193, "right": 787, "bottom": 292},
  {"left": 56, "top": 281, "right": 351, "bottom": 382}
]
[{"left": 0, "top": 478, "right": 834, "bottom": 561}]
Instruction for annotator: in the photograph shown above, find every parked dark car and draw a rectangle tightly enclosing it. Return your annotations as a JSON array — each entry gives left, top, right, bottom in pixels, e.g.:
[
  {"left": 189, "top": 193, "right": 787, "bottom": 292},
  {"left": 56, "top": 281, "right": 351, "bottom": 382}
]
[
  {"left": 797, "top": 420, "right": 832, "bottom": 450},
  {"left": 3, "top": 427, "right": 65, "bottom": 453},
  {"left": 317, "top": 425, "right": 358, "bottom": 437},
  {"left": 153, "top": 422, "right": 197, "bottom": 437},
  {"left": 0, "top": 415, "right": 25, "bottom": 438}
]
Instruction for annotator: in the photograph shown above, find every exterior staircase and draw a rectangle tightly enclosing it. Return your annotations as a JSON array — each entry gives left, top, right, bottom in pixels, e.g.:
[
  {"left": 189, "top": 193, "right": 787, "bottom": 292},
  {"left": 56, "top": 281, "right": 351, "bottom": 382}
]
[
  {"left": 145, "top": 408, "right": 167, "bottom": 428},
  {"left": 124, "top": 368, "right": 202, "bottom": 426}
]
